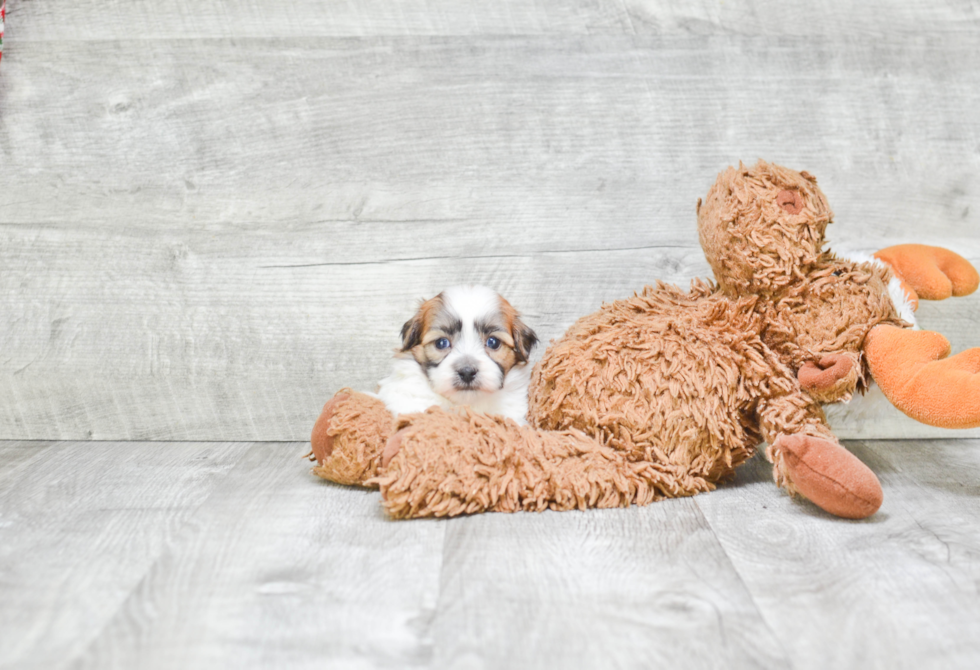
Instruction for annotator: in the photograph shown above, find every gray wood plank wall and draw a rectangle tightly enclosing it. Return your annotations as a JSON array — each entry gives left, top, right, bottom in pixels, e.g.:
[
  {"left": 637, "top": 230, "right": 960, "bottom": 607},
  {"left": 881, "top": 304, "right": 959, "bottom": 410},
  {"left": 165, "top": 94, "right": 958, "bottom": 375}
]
[{"left": 2, "top": 1, "right": 980, "bottom": 440}]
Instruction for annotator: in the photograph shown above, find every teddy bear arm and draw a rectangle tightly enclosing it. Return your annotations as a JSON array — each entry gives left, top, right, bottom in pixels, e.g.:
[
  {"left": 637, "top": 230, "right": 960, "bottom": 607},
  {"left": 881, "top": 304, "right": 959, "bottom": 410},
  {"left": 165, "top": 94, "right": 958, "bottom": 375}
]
[
  {"left": 374, "top": 409, "right": 714, "bottom": 519},
  {"left": 797, "top": 352, "right": 861, "bottom": 404},
  {"left": 874, "top": 244, "right": 980, "bottom": 302},
  {"left": 865, "top": 324, "right": 980, "bottom": 429},
  {"left": 756, "top": 387, "right": 834, "bottom": 445},
  {"left": 310, "top": 389, "right": 396, "bottom": 487}
]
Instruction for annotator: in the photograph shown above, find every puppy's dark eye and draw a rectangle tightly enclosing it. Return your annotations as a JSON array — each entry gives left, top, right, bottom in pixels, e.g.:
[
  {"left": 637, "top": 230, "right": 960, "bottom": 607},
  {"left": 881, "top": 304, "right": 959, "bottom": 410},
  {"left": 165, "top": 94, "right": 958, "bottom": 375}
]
[
  {"left": 435, "top": 337, "right": 451, "bottom": 350},
  {"left": 486, "top": 336, "right": 501, "bottom": 350}
]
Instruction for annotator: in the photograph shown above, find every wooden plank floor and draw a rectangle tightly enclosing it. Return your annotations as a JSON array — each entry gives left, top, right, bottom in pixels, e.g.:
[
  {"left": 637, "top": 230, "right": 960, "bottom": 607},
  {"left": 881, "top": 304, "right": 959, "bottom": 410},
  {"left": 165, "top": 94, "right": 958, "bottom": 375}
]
[
  {"left": 2, "top": 438, "right": 979, "bottom": 669},
  {"left": 3, "top": 1, "right": 980, "bottom": 668}
]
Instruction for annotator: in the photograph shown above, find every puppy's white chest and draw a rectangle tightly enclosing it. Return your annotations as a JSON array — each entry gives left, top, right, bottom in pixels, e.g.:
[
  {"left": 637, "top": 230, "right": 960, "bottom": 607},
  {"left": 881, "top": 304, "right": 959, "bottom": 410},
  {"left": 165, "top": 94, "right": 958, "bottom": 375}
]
[
  {"left": 373, "top": 358, "right": 454, "bottom": 416},
  {"left": 373, "top": 357, "right": 529, "bottom": 424}
]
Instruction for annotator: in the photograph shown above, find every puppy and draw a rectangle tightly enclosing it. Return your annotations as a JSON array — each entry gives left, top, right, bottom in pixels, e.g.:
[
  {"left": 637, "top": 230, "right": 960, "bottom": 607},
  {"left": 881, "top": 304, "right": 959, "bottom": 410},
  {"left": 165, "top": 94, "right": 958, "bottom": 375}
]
[{"left": 372, "top": 285, "right": 538, "bottom": 424}]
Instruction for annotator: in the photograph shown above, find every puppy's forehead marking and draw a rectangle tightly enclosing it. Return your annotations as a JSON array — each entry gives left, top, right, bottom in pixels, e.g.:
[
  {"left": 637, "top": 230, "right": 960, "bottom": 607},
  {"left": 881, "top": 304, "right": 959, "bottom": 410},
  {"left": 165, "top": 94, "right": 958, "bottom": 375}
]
[
  {"left": 475, "top": 317, "right": 505, "bottom": 336},
  {"left": 441, "top": 285, "right": 503, "bottom": 326},
  {"left": 431, "top": 312, "right": 462, "bottom": 336}
]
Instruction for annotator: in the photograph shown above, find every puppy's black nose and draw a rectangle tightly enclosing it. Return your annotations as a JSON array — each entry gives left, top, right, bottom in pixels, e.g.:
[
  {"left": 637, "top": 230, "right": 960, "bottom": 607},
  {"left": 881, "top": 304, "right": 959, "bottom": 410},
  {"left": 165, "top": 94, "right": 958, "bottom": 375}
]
[{"left": 457, "top": 366, "right": 478, "bottom": 384}]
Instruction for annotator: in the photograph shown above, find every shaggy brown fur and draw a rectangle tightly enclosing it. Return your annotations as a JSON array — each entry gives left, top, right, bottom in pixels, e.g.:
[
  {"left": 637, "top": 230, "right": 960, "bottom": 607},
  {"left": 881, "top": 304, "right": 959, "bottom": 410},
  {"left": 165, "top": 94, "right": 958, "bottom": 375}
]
[
  {"left": 374, "top": 407, "right": 697, "bottom": 519},
  {"left": 528, "top": 280, "right": 830, "bottom": 488},
  {"left": 525, "top": 161, "right": 901, "bottom": 513},
  {"left": 309, "top": 389, "right": 393, "bottom": 486},
  {"left": 310, "top": 160, "right": 979, "bottom": 519}
]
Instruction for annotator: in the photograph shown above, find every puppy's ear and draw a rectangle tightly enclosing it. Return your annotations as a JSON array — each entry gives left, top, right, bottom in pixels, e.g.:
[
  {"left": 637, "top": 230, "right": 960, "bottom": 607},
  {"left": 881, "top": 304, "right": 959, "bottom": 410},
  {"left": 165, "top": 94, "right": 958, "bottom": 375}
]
[
  {"left": 499, "top": 294, "right": 538, "bottom": 363},
  {"left": 400, "top": 311, "right": 425, "bottom": 352},
  {"left": 400, "top": 294, "right": 443, "bottom": 352},
  {"left": 511, "top": 316, "right": 538, "bottom": 364}
]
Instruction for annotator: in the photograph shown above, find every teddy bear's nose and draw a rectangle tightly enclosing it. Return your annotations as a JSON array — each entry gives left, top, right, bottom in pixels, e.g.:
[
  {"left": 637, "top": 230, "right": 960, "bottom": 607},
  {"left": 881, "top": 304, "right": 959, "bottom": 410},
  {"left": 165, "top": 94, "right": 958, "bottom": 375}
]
[{"left": 777, "top": 189, "right": 803, "bottom": 214}]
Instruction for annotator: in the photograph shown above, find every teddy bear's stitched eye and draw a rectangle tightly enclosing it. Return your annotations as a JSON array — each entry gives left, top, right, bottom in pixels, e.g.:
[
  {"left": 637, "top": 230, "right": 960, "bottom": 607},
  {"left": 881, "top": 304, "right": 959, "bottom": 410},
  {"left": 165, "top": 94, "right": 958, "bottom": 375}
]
[{"left": 777, "top": 189, "right": 803, "bottom": 215}]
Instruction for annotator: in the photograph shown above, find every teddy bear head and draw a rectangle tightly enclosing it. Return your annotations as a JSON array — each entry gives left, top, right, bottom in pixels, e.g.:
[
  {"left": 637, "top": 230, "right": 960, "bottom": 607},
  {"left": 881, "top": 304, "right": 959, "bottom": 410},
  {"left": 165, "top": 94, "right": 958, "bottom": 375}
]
[{"left": 697, "top": 160, "right": 834, "bottom": 297}]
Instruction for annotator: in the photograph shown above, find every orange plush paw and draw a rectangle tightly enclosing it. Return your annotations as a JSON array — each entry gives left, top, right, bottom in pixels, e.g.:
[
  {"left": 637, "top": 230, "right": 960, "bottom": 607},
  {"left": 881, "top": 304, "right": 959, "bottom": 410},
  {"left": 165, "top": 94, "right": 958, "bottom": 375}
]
[
  {"left": 771, "top": 433, "right": 882, "bottom": 519},
  {"left": 311, "top": 392, "right": 350, "bottom": 464},
  {"left": 309, "top": 389, "right": 396, "bottom": 486},
  {"left": 865, "top": 325, "right": 980, "bottom": 429},
  {"left": 874, "top": 244, "right": 979, "bottom": 302},
  {"left": 798, "top": 353, "right": 859, "bottom": 403}
]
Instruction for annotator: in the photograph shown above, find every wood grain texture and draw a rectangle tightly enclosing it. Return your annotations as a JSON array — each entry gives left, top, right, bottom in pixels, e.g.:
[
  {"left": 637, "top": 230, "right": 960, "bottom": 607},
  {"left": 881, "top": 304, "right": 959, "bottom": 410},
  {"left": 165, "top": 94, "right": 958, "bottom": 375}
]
[
  {"left": 0, "top": 441, "right": 248, "bottom": 669},
  {"left": 862, "top": 437, "right": 980, "bottom": 609},
  {"left": 4, "top": 35, "right": 980, "bottom": 231},
  {"left": 622, "top": 0, "right": 980, "bottom": 36},
  {"left": 9, "top": 0, "right": 980, "bottom": 40},
  {"left": 3, "top": 225, "right": 977, "bottom": 440},
  {"left": 430, "top": 503, "right": 789, "bottom": 669},
  {"left": 7, "top": 0, "right": 633, "bottom": 39},
  {"left": 3, "top": 7, "right": 980, "bottom": 441},
  {"left": 694, "top": 439, "right": 980, "bottom": 670},
  {"left": 2, "top": 438, "right": 979, "bottom": 668},
  {"left": 0, "top": 441, "right": 57, "bottom": 478},
  {"left": 68, "top": 443, "right": 447, "bottom": 670}
]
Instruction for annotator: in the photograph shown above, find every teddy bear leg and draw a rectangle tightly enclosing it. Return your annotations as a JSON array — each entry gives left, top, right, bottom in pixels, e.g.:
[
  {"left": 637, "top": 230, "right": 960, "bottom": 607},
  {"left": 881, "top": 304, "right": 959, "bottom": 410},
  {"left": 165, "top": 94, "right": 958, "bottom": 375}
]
[
  {"left": 310, "top": 389, "right": 395, "bottom": 487},
  {"left": 374, "top": 408, "right": 711, "bottom": 519},
  {"left": 767, "top": 433, "right": 883, "bottom": 519},
  {"left": 759, "top": 393, "right": 882, "bottom": 519}
]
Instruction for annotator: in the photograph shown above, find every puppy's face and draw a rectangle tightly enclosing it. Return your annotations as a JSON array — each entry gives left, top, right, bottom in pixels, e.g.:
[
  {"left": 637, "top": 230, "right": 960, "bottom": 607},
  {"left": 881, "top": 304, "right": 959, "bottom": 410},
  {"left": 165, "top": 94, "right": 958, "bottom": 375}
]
[{"left": 399, "top": 285, "right": 538, "bottom": 402}]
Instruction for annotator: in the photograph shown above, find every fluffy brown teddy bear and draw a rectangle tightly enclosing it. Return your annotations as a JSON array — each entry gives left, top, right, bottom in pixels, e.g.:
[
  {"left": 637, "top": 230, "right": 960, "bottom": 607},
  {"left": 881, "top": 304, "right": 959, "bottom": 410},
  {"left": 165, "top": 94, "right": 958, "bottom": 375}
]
[{"left": 310, "top": 161, "right": 979, "bottom": 520}]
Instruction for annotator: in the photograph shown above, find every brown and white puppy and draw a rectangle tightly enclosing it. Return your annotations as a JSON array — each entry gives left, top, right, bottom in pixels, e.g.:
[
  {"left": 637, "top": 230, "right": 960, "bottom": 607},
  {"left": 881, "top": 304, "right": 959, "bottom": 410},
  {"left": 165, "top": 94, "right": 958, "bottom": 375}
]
[{"left": 373, "top": 285, "right": 538, "bottom": 423}]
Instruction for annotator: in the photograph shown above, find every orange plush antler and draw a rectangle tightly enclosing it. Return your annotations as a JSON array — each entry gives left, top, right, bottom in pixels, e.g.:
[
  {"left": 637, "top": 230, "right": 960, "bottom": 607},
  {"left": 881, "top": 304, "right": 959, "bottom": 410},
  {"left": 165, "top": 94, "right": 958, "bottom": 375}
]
[
  {"left": 865, "top": 325, "right": 980, "bottom": 429},
  {"left": 866, "top": 246, "right": 980, "bottom": 428},
  {"left": 874, "top": 244, "right": 979, "bottom": 306}
]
